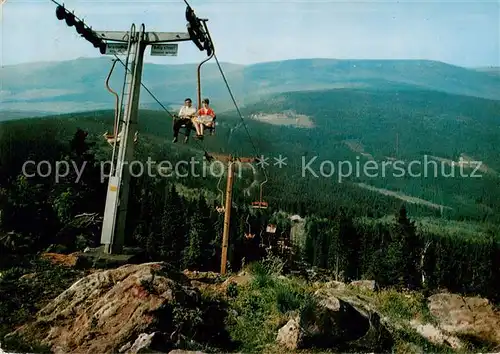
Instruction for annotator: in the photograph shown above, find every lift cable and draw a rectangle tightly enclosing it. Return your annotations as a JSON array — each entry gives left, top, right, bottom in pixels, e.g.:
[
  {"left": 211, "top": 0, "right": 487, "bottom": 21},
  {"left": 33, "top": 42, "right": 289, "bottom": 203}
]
[
  {"left": 212, "top": 54, "right": 259, "bottom": 158},
  {"left": 199, "top": 13, "right": 269, "bottom": 200},
  {"left": 212, "top": 53, "right": 268, "bottom": 187}
]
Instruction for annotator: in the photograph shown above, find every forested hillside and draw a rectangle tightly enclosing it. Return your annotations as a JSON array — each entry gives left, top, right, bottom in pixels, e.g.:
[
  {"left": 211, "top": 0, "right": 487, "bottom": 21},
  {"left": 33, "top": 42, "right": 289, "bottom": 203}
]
[
  {"left": 0, "top": 123, "right": 499, "bottom": 304},
  {"left": 2, "top": 83, "right": 500, "bottom": 222}
]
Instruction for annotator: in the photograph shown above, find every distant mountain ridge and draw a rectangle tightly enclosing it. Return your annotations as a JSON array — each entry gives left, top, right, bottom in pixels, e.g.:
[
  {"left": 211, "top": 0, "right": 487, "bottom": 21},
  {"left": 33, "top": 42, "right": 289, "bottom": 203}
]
[
  {"left": 1, "top": 57, "right": 499, "bottom": 117},
  {"left": 474, "top": 66, "right": 500, "bottom": 78}
]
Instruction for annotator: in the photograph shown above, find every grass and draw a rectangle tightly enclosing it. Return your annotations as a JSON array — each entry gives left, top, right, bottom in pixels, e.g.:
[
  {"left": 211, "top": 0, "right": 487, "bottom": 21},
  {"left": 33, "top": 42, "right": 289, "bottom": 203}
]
[
  {"left": 225, "top": 279, "right": 299, "bottom": 351},
  {"left": 224, "top": 256, "right": 432, "bottom": 353},
  {"left": 391, "top": 327, "right": 455, "bottom": 354},
  {"left": 224, "top": 255, "right": 311, "bottom": 352},
  {"left": 374, "top": 289, "right": 437, "bottom": 324},
  {"left": 455, "top": 332, "right": 500, "bottom": 353},
  {"left": 225, "top": 257, "right": 476, "bottom": 353}
]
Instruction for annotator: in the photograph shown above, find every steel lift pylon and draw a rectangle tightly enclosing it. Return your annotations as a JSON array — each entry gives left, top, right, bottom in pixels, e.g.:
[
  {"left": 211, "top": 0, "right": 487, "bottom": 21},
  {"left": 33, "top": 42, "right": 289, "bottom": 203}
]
[{"left": 99, "top": 25, "right": 191, "bottom": 254}]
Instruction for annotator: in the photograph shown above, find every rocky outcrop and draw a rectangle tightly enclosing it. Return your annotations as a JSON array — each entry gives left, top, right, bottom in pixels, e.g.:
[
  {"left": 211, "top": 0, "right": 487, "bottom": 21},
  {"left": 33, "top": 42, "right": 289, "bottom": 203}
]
[
  {"left": 276, "top": 316, "right": 304, "bottom": 350},
  {"left": 409, "top": 320, "right": 463, "bottom": 349},
  {"left": 276, "top": 286, "right": 393, "bottom": 351},
  {"left": 7, "top": 263, "right": 200, "bottom": 354},
  {"left": 428, "top": 293, "right": 500, "bottom": 349},
  {"left": 327, "top": 280, "right": 347, "bottom": 290},
  {"left": 349, "top": 280, "right": 378, "bottom": 292},
  {"left": 119, "top": 332, "right": 164, "bottom": 353}
]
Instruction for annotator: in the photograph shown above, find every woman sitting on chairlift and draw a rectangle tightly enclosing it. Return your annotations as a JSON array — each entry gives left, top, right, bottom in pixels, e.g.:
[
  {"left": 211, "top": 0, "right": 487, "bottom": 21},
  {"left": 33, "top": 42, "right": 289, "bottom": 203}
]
[{"left": 193, "top": 98, "right": 216, "bottom": 140}]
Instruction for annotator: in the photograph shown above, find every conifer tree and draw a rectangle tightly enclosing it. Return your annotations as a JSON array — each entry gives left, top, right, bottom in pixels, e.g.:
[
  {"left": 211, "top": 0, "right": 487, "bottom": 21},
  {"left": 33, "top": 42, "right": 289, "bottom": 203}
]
[
  {"left": 159, "top": 185, "right": 187, "bottom": 268},
  {"left": 184, "top": 210, "right": 204, "bottom": 270},
  {"left": 327, "top": 218, "right": 343, "bottom": 280},
  {"left": 386, "top": 205, "right": 420, "bottom": 288}
]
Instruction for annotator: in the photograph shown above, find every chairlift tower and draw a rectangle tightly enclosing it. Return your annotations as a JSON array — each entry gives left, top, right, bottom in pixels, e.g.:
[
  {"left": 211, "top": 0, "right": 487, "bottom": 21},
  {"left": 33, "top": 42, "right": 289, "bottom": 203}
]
[
  {"left": 51, "top": 1, "right": 214, "bottom": 254},
  {"left": 99, "top": 25, "right": 191, "bottom": 254},
  {"left": 209, "top": 153, "right": 260, "bottom": 274}
]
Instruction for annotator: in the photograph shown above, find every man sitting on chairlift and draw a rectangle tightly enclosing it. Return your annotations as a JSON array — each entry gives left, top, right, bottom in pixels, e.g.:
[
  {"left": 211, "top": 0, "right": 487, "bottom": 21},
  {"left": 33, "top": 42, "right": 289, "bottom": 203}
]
[
  {"left": 193, "top": 98, "right": 216, "bottom": 140},
  {"left": 173, "top": 98, "right": 196, "bottom": 143}
]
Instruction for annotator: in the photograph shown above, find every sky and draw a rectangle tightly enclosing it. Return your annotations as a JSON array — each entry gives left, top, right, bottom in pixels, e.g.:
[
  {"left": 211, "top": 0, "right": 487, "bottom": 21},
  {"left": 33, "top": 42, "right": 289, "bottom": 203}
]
[{"left": 0, "top": 0, "right": 498, "bottom": 68}]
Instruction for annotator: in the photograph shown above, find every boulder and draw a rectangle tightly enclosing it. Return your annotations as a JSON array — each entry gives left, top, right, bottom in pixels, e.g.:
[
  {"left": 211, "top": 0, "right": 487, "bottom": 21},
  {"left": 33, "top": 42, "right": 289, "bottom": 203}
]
[
  {"left": 294, "top": 287, "right": 392, "bottom": 351},
  {"left": 428, "top": 293, "right": 500, "bottom": 348},
  {"left": 7, "top": 262, "right": 200, "bottom": 354},
  {"left": 119, "top": 332, "right": 165, "bottom": 353},
  {"left": 324, "top": 281, "right": 347, "bottom": 291},
  {"left": 305, "top": 288, "right": 371, "bottom": 346},
  {"left": 276, "top": 316, "right": 305, "bottom": 350},
  {"left": 409, "top": 320, "right": 463, "bottom": 350},
  {"left": 349, "top": 280, "right": 378, "bottom": 292}
]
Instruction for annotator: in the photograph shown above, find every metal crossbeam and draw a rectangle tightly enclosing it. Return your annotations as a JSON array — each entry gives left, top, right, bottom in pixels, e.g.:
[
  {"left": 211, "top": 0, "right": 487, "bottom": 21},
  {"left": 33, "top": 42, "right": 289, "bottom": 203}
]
[
  {"left": 209, "top": 153, "right": 256, "bottom": 164},
  {"left": 96, "top": 31, "right": 191, "bottom": 43}
]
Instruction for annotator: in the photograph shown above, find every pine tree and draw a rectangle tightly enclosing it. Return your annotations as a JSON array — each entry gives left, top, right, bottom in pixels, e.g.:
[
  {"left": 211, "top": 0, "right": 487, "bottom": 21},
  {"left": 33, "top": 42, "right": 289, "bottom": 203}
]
[
  {"left": 209, "top": 209, "right": 224, "bottom": 270},
  {"left": 386, "top": 204, "right": 420, "bottom": 288},
  {"left": 304, "top": 219, "right": 318, "bottom": 266},
  {"left": 56, "top": 128, "right": 105, "bottom": 218},
  {"left": 195, "top": 197, "right": 216, "bottom": 270},
  {"left": 159, "top": 185, "right": 187, "bottom": 268},
  {"left": 340, "top": 212, "right": 361, "bottom": 281},
  {"left": 327, "top": 218, "right": 343, "bottom": 281},
  {"left": 69, "top": 128, "right": 91, "bottom": 157},
  {"left": 133, "top": 179, "right": 158, "bottom": 258},
  {"left": 184, "top": 210, "right": 204, "bottom": 270}
]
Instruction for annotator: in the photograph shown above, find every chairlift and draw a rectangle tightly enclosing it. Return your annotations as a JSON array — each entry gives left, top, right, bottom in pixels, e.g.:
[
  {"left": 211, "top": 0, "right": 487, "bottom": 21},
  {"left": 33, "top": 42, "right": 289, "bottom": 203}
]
[
  {"left": 103, "top": 59, "right": 137, "bottom": 146},
  {"left": 215, "top": 172, "right": 225, "bottom": 214},
  {"left": 244, "top": 215, "right": 255, "bottom": 239},
  {"left": 174, "top": 51, "right": 216, "bottom": 140},
  {"left": 196, "top": 21, "right": 216, "bottom": 136},
  {"left": 250, "top": 170, "right": 268, "bottom": 209},
  {"left": 258, "top": 229, "right": 266, "bottom": 248},
  {"left": 266, "top": 224, "right": 277, "bottom": 234},
  {"left": 103, "top": 59, "right": 120, "bottom": 145}
]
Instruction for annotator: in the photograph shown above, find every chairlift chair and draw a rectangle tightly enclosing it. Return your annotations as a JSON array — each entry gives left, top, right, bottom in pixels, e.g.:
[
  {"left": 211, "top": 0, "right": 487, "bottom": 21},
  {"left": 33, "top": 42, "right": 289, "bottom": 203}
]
[
  {"left": 251, "top": 201, "right": 269, "bottom": 209},
  {"left": 244, "top": 215, "right": 255, "bottom": 239},
  {"left": 103, "top": 131, "right": 138, "bottom": 145},
  {"left": 103, "top": 59, "right": 138, "bottom": 146},
  {"left": 258, "top": 229, "right": 266, "bottom": 248},
  {"left": 250, "top": 172, "right": 268, "bottom": 209},
  {"left": 173, "top": 116, "right": 216, "bottom": 141},
  {"left": 103, "top": 59, "right": 120, "bottom": 145},
  {"left": 195, "top": 28, "right": 216, "bottom": 136},
  {"left": 215, "top": 170, "right": 225, "bottom": 213},
  {"left": 175, "top": 48, "right": 216, "bottom": 141},
  {"left": 266, "top": 224, "right": 277, "bottom": 234}
]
